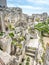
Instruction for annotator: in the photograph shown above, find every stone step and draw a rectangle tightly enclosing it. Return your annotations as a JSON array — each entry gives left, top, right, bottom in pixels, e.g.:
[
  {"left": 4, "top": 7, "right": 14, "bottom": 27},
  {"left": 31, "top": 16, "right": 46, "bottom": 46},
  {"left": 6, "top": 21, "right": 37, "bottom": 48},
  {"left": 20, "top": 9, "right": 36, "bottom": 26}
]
[
  {"left": 26, "top": 49, "right": 36, "bottom": 54},
  {"left": 26, "top": 52, "right": 35, "bottom": 58}
]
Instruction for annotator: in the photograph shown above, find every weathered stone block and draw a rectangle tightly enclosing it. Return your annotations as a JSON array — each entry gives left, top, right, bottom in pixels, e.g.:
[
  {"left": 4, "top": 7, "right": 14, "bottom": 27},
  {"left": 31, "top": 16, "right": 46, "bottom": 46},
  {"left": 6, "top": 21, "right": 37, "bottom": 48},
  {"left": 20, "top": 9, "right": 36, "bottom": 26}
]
[
  {"left": 0, "top": 50, "right": 17, "bottom": 65},
  {"left": 0, "top": 35, "right": 12, "bottom": 54}
]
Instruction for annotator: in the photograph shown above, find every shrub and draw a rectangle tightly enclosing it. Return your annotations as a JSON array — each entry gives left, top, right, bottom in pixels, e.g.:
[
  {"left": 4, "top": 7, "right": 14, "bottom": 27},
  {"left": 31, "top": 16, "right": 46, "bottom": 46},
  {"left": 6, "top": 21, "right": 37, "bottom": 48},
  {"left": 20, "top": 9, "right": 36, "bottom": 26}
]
[{"left": 9, "top": 32, "right": 14, "bottom": 38}]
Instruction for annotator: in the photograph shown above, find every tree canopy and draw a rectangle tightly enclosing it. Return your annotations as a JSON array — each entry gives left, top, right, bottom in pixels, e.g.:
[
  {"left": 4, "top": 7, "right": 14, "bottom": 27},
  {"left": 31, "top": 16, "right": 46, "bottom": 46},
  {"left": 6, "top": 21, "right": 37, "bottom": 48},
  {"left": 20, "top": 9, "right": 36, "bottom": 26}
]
[{"left": 34, "top": 21, "right": 49, "bottom": 35}]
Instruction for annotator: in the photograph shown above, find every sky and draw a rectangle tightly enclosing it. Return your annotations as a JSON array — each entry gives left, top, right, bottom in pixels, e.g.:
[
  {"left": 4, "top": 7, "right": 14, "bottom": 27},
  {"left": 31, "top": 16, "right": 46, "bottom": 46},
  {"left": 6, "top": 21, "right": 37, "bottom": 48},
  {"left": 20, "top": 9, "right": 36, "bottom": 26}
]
[{"left": 7, "top": 0, "right": 49, "bottom": 15}]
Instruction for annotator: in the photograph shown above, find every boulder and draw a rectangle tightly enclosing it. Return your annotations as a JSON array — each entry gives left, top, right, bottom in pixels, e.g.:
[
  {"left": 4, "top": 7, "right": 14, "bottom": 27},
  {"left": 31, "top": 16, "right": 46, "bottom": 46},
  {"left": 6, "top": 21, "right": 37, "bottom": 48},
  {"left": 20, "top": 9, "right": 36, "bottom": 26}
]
[
  {"left": 0, "top": 35, "right": 12, "bottom": 54},
  {"left": 0, "top": 50, "right": 17, "bottom": 65}
]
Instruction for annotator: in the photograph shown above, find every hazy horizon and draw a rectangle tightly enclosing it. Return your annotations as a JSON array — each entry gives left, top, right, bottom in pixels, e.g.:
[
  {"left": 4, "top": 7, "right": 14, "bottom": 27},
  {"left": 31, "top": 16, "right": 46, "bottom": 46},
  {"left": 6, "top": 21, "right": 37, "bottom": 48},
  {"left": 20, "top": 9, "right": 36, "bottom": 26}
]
[{"left": 7, "top": 0, "right": 49, "bottom": 15}]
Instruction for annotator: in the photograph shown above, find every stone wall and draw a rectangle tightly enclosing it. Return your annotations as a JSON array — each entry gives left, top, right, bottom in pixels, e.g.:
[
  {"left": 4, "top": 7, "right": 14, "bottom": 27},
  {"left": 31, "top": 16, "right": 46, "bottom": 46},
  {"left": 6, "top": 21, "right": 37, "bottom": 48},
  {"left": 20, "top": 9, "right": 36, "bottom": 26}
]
[{"left": 44, "top": 43, "right": 49, "bottom": 65}]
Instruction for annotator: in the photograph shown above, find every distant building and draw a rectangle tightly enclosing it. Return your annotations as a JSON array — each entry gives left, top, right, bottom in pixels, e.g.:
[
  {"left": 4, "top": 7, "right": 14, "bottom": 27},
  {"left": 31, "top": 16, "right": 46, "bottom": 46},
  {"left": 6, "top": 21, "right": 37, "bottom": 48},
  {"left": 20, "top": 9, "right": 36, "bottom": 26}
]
[
  {"left": 0, "top": 0, "right": 7, "bottom": 7},
  {"left": 32, "top": 13, "right": 48, "bottom": 22}
]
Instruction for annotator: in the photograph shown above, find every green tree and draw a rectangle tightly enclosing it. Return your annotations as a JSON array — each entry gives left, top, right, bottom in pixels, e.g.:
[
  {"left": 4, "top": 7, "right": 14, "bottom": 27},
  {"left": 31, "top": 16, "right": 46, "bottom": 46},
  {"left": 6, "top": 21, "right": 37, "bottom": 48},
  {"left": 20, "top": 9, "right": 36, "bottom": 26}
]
[{"left": 34, "top": 22, "right": 49, "bottom": 35}]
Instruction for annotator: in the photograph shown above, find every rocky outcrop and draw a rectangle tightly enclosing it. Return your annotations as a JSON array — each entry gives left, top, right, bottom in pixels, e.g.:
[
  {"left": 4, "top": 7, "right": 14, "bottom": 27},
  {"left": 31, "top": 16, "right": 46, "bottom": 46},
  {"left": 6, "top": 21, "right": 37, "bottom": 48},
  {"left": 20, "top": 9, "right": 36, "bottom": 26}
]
[
  {"left": 0, "top": 50, "right": 17, "bottom": 65},
  {"left": 0, "top": 35, "right": 12, "bottom": 54},
  {"left": 44, "top": 43, "right": 49, "bottom": 65}
]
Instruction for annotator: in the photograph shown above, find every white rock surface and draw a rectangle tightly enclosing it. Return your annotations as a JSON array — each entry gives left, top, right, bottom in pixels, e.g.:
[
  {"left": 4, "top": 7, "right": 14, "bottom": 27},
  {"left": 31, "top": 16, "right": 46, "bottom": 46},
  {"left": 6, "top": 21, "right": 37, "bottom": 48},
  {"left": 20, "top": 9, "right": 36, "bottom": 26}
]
[
  {"left": 0, "top": 50, "right": 17, "bottom": 65},
  {"left": 0, "top": 35, "right": 12, "bottom": 54}
]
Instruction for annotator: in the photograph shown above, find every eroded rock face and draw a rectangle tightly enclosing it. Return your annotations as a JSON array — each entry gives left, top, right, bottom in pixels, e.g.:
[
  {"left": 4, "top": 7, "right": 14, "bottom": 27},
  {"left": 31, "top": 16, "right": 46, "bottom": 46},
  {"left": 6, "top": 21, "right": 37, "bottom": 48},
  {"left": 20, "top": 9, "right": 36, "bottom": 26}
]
[
  {"left": 44, "top": 43, "right": 49, "bottom": 65},
  {"left": 0, "top": 35, "right": 12, "bottom": 54},
  {"left": 10, "top": 44, "right": 16, "bottom": 55},
  {"left": 0, "top": 50, "right": 17, "bottom": 65},
  {"left": 0, "top": 58, "right": 5, "bottom": 65}
]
